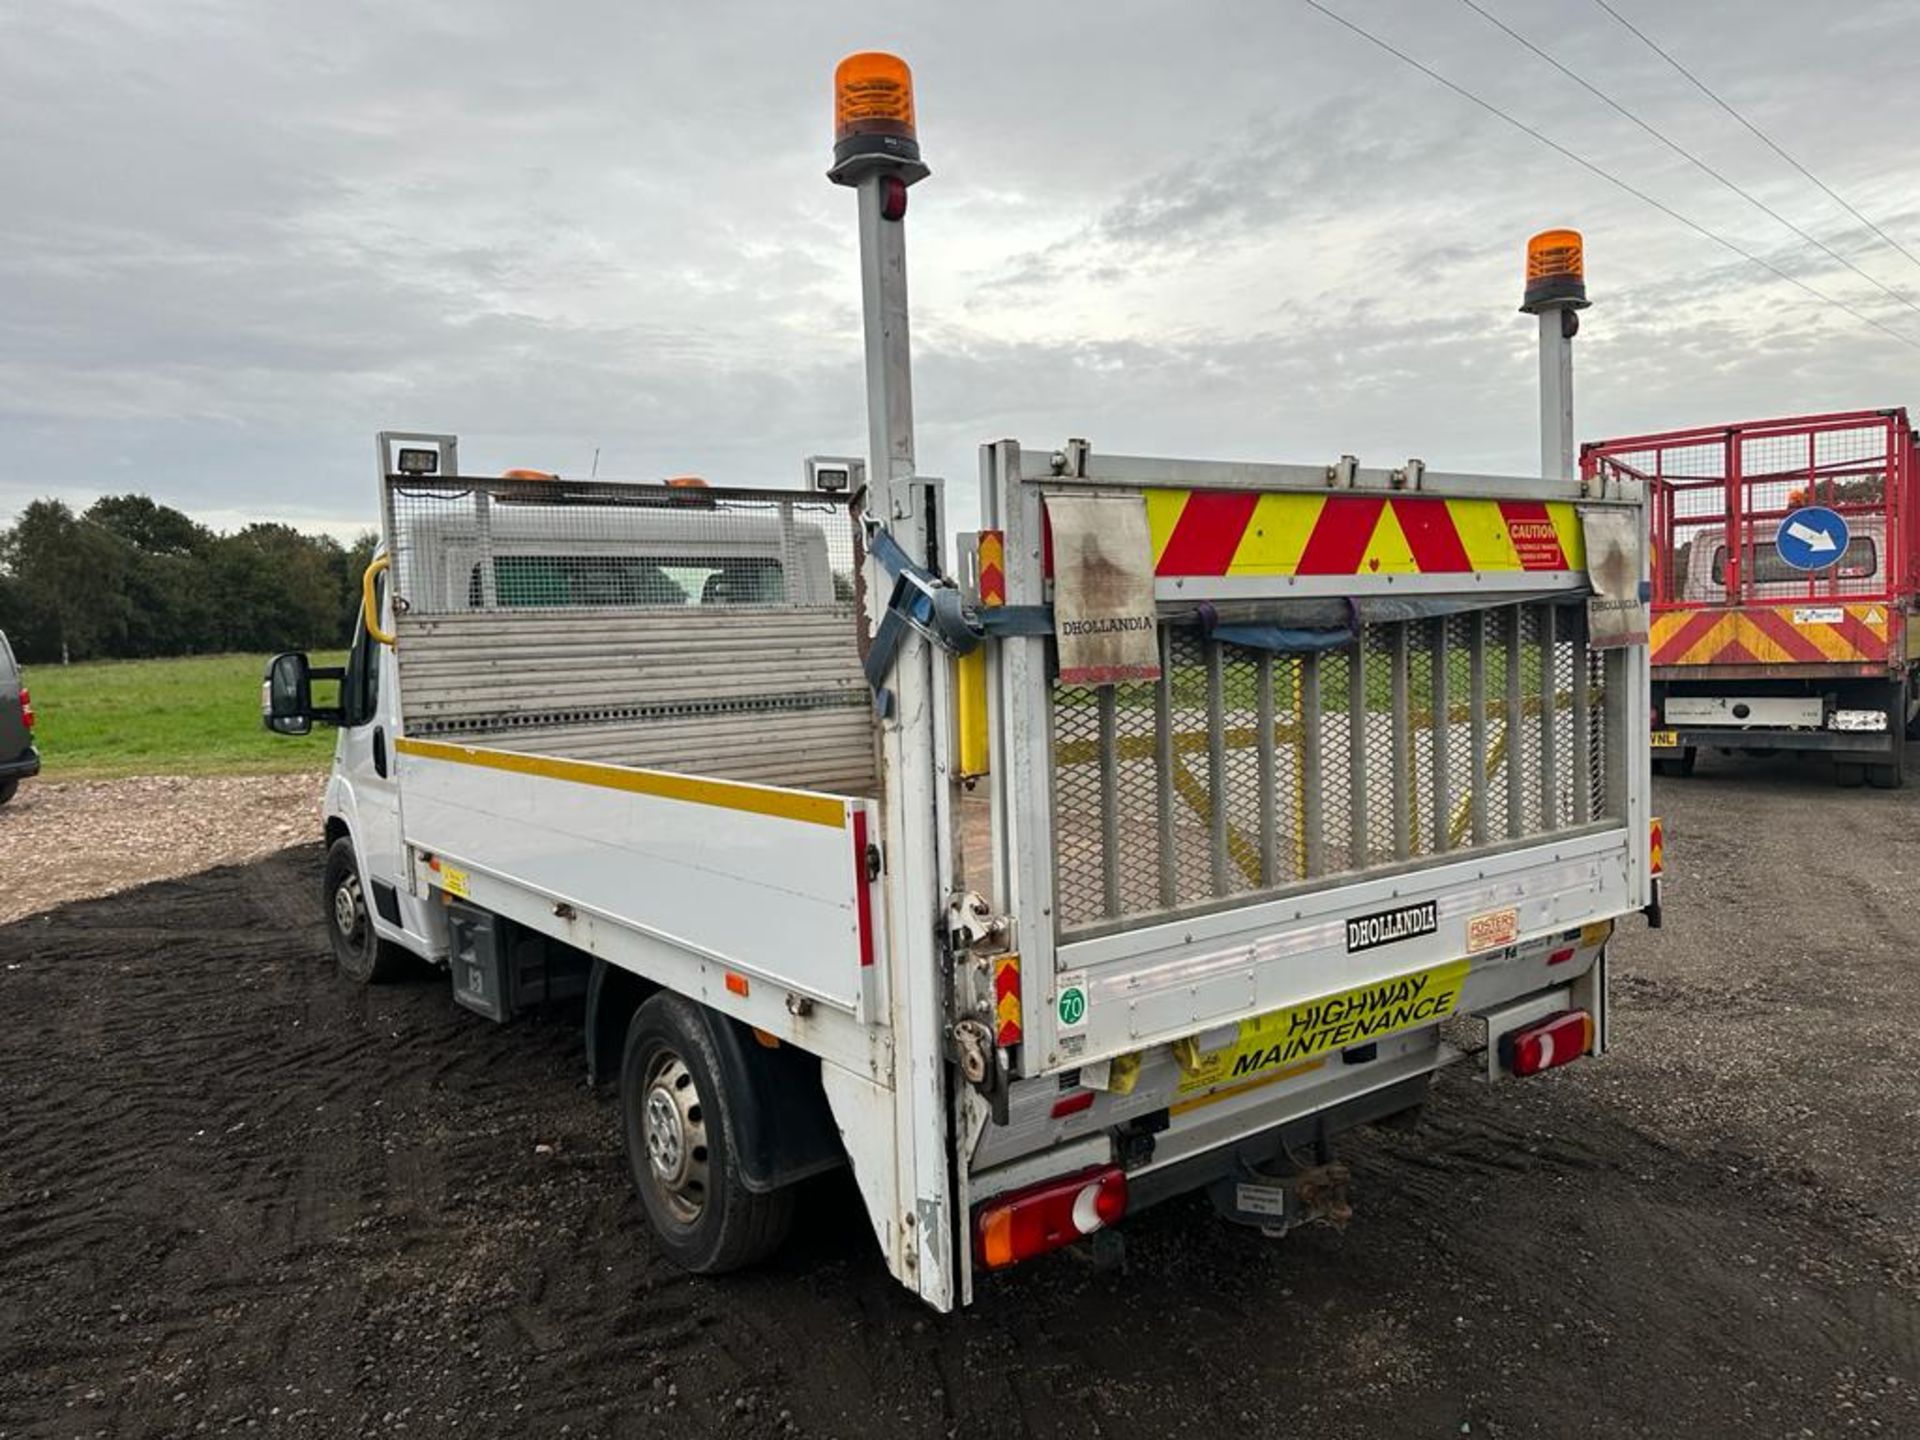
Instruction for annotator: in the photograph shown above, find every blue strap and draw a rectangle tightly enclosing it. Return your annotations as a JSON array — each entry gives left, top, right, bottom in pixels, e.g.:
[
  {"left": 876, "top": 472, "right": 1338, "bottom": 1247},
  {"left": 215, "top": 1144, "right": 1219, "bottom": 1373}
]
[
  {"left": 1195, "top": 598, "right": 1356, "bottom": 654},
  {"left": 861, "top": 526, "right": 1054, "bottom": 711},
  {"left": 1206, "top": 623, "right": 1354, "bottom": 653}
]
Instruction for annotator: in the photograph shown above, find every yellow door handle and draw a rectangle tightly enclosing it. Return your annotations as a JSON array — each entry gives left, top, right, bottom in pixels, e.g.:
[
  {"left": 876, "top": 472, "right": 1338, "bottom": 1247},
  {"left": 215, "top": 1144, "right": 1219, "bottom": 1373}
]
[{"left": 363, "top": 553, "right": 395, "bottom": 645}]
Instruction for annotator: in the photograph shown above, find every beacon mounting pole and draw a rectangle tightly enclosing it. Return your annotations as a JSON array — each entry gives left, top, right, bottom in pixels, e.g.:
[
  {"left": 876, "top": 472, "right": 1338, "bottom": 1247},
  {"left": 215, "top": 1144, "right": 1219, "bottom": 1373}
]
[
  {"left": 1520, "top": 229, "right": 1592, "bottom": 484},
  {"left": 828, "top": 52, "right": 958, "bottom": 1310}
]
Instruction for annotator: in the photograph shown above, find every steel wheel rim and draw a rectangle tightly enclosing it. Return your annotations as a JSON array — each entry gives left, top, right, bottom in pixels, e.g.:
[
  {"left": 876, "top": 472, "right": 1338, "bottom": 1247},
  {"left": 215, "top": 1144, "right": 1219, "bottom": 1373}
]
[
  {"left": 642, "top": 1051, "right": 709, "bottom": 1225},
  {"left": 333, "top": 872, "right": 367, "bottom": 948}
]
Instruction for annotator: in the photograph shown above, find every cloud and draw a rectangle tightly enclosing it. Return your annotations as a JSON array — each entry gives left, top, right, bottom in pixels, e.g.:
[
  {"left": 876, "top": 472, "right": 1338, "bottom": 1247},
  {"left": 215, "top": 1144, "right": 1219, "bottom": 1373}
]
[{"left": 2, "top": 0, "right": 1917, "bottom": 543}]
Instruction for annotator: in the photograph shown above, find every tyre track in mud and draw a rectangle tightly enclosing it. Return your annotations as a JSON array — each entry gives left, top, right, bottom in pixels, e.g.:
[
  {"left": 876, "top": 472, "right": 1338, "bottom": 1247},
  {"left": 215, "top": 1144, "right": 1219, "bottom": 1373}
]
[{"left": 2, "top": 763, "right": 1918, "bottom": 1437}]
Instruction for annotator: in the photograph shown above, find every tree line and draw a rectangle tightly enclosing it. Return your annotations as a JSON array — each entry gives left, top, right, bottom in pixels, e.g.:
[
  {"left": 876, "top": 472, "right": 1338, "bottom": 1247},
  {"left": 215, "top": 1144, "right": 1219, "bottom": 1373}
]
[{"left": 0, "top": 495, "right": 377, "bottom": 664}]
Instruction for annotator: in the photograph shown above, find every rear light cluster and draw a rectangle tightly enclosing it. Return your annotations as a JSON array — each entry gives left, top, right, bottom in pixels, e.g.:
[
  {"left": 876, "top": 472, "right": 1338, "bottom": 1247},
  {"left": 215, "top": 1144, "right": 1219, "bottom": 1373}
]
[
  {"left": 974, "top": 1166, "right": 1127, "bottom": 1271},
  {"left": 1501, "top": 1009, "right": 1594, "bottom": 1078},
  {"left": 18, "top": 688, "right": 31, "bottom": 728}
]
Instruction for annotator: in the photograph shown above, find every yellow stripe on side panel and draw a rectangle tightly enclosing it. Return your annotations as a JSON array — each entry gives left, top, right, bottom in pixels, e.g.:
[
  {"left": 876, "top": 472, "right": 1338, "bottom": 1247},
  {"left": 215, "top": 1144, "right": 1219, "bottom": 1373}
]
[
  {"left": 1447, "top": 498, "right": 1524, "bottom": 570},
  {"left": 1547, "top": 502, "right": 1587, "bottom": 569},
  {"left": 1228, "top": 492, "right": 1326, "bottom": 575},
  {"left": 1143, "top": 488, "right": 1191, "bottom": 567},
  {"left": 394, "top": 737, "right": 849, "bottom": 828}
]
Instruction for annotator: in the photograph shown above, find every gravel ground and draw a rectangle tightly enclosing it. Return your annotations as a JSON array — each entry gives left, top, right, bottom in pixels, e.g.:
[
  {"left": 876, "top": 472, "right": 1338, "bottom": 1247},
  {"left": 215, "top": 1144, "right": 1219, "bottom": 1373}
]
[
  {"left": 1, "top": 750, "right": 1918, "bottom": 1438},
  {"left": 0, "top": 775, "right": 325, "bottom": 924}
]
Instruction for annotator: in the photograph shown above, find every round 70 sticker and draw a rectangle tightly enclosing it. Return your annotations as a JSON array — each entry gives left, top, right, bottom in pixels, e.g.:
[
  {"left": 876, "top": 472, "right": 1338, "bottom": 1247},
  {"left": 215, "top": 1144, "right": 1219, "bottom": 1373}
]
[{"left": 1055, "top": 971, "right": 1089, "bottom": 1030}]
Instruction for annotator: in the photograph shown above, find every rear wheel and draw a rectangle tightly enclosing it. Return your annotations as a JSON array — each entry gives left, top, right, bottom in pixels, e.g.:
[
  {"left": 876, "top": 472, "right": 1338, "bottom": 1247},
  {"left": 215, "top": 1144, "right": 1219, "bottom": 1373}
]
[
  {"left": 621, "top": 993, "right": 794, "bottom": 1273},
  {"left": 1653, "top": 748, "right": 1696, "bottom": 778},
  {"left": 0, "top": 778, "right": 16, "bottom": 806},
  {"left": 1869, "top": 763, "right": 1904, "bottom": 789},
  {"left": 1835, "top": 762, "right": 1867, "bottom": 788},
  {"left": 323, "top": 837, "right": 407, "bottom": 983}
]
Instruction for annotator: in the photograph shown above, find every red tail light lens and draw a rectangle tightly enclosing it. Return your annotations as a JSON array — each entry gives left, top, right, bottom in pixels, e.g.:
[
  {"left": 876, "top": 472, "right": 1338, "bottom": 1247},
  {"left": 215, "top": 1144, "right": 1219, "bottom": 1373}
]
[
  {"left": 1501, "top": 1009, "right": 1594, "bottom": 1078},
  {"left": 1049, "top": 1089, "right": 1095, "bottom": 1119},
  {"left": 974, "top": 1167, "right": 1127, "bottom": 1271},
  {"left": 18, "top": 687, "right": 32, "bottom": 728}
]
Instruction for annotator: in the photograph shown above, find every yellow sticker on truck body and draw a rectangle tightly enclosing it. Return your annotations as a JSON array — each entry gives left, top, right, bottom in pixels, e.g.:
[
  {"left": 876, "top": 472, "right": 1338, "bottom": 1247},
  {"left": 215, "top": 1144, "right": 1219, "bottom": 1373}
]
[{"left": 1177, "top": 957, "right": 1470, "bottom": 1095}]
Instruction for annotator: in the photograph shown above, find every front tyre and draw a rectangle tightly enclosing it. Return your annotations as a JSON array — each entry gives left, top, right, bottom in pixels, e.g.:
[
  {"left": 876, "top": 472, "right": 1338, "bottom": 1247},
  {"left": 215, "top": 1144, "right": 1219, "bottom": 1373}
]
[
  {"left": 322, "top": 836, "right": 407, "bottom": 983},
  {"left": 0, "top": 778, "right": 16, "bottom": 806},
  {"left": 621, "top": 993, "right": 794, "bottom": 1273}
]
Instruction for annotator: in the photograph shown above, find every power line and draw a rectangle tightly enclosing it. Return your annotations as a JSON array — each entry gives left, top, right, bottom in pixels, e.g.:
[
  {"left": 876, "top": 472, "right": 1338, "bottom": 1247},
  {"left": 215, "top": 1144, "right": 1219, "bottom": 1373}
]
[
  {"left": 1591, "top": 0, "right": 1920, "bottom": 277},
  {"left": 1294, "top": 0, "right": 1920, "bottom": 354},
  {"left": 1452, "top": 0, "right": 1920, "bottom": 318}
]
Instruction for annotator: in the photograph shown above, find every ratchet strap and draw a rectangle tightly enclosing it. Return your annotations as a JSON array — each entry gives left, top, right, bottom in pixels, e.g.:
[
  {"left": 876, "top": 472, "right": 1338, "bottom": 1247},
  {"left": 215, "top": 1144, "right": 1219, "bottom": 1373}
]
[{"left": 862, "top": 527, "right": 1049, "bottom": 715}]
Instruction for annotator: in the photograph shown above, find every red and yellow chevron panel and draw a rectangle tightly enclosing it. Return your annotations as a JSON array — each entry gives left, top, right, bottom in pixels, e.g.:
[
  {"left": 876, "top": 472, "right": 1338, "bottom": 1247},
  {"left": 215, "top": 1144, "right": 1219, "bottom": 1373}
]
[
  {"left": 992, "top": 952, "right": 1022, "bottom": 1047},
  {"left": 1140, "top": 490, "right": 1586, "bottom": 578},
  {"left": 1650, "top": 603, "right": 1892, "bottom": 667},
  {"left": 1649, "top": 817, "right": 1664, "bottom": 878},
  {"left": 977, "top": 529, "right": 1006, "bottom": 607}
]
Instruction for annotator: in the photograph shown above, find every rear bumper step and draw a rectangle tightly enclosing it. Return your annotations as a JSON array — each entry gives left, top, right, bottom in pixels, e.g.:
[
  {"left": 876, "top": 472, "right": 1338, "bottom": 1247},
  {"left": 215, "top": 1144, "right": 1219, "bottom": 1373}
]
[{"left": 1655, "top": 726, "right": 1895, "bottom": 754}]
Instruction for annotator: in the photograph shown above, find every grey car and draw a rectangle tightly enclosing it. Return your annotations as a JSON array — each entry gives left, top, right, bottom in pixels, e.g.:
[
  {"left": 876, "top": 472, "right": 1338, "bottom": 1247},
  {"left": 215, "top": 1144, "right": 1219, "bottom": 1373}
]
[{"left": 0, "top": 629, "right": 38, "bottom": 805}]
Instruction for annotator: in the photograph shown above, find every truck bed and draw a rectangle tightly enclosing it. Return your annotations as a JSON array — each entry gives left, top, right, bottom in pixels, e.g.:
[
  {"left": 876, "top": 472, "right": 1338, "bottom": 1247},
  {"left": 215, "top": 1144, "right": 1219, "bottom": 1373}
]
[{"left": 395, "top": 736, "right": 881, "bottom": 1027}]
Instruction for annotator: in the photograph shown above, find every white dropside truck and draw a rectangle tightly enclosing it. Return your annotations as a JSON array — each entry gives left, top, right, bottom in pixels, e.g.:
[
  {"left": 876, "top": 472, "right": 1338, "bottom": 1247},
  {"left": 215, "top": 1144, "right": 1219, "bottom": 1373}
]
[{"left": 263, "top": 56, "right": 1658, "bottom": 1311}]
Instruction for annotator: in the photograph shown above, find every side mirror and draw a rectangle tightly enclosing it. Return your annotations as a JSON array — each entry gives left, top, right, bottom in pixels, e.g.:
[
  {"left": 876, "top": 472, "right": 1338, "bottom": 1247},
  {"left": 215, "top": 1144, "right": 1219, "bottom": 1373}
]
[{"left": 263, "top": 652, "right": 313, "bottom": 736}]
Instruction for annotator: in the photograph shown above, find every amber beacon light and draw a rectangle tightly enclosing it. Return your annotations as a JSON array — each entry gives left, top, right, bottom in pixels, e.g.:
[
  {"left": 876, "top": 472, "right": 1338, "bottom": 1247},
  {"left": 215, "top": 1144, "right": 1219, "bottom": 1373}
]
[
  {"left": 1521, "top": 228, "right": 1590, "bottom": 313},
  {"left": 830, "top": 51, "right": 928, "bottom": 184}
]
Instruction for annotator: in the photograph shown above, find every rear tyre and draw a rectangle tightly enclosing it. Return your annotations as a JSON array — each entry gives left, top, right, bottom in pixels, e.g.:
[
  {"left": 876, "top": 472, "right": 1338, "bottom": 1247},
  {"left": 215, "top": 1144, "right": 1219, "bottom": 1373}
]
[
  {"left": 621, "top": 993, "right": 794, "bottom": 1273},
  {"left": 1869, "top": 763, "right": 1904, "bottom": 790},
  {"left": 323, "top": 837, "right": 407, "bottom": 983},
  {"left": 1652, "top": 748, "right": 1697, "bottom": 778},
  {"left": 0, "top": 778, "right": 16, "bottom": 806},
  {"left": 1834, "top": 762, "right": 1866, "bottom": 788}
]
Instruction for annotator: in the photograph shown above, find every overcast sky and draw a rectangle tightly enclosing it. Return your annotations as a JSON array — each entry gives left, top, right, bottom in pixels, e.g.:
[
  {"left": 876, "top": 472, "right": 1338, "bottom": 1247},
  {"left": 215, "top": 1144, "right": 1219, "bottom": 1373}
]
[{"left": 4, "top": 0, "right": 1917, "bottom": 542}]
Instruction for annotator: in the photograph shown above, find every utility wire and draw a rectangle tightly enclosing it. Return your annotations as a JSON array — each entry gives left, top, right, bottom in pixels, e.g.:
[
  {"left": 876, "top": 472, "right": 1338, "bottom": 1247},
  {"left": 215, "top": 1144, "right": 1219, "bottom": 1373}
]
[
  {"left": 1453, "top": 0, "right": 1920, "bottom": 318},
  {"left": 1591, "top": 0, "right": 1920, "bottom": 277},
  {"left": 1295, "top": 0, "right": 1920, "bottom": 354}
]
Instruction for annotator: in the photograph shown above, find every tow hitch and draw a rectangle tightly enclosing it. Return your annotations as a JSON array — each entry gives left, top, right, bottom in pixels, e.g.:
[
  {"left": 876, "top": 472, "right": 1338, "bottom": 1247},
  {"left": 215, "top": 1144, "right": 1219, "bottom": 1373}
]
[{"left": 1208, "top": 1159, "right": 1353, "bottom": 1238}]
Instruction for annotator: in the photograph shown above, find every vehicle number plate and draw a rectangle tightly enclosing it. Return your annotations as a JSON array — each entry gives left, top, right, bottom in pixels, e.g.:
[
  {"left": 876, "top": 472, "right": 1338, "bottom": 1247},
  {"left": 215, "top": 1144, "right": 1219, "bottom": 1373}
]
[{"left": 1650, "top": 729, "right": 1679, "bottom": 749}]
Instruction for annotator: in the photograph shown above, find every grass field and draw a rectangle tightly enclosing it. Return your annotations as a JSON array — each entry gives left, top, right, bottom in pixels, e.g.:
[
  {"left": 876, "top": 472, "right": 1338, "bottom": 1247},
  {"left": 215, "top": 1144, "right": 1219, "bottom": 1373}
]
[{"left": 22, "top": 653, "right": 346, "bottom": 779}]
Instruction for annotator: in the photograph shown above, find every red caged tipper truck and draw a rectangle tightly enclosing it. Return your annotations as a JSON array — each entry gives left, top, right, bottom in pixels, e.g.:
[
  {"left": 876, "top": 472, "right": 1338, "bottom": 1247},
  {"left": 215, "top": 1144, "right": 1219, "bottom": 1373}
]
[{"left": 1586, "top": 409, "right": 1919, "bottom": 787}]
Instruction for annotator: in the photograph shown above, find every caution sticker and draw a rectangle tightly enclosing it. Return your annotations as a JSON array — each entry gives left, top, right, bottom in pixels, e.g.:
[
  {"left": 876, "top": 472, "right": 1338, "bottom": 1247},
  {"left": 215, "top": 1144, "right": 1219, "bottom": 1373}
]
[
  {"left": 1466, "top": 906, "right": 1519, "bottom": 954},
  {"left": 1175, "top": 958, "right": 1470, "bottom": 1094},
  {"left": 440, "top": 864, "right": 471, "bottom": 899}
]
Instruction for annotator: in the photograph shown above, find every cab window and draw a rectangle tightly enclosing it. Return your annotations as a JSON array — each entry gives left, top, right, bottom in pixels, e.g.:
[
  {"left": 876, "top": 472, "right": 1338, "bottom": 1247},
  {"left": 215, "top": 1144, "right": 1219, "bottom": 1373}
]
[
  {"left": 1711, "top": 536, "right": 1877, "bottom": 586},
  {"left": 468, "top": 555, "right": 786, "bottom": 607},
  {"left": 342, "top": 570, "right": 384, "bottom": 726}
]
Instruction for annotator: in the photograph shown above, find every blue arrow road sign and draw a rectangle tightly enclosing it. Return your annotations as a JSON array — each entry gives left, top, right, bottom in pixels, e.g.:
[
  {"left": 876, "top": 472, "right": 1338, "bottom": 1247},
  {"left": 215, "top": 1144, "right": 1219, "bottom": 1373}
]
[{"left": 1775, "top": 505, "right": 1850, "bottom": 572}]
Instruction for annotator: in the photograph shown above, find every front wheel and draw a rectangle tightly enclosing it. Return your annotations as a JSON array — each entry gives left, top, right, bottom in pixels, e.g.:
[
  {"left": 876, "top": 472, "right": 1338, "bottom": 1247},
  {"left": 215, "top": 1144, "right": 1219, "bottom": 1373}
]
[
  {"left": 620, "top": 993, "right": 794, "bottom": 1273},
  {"left": 0, "top": 778, "right": 16, "bottom": 806},
  {"left": 322, "top": 837, "right": 407, "bottom": 983}
]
